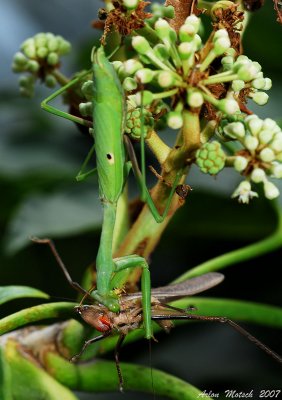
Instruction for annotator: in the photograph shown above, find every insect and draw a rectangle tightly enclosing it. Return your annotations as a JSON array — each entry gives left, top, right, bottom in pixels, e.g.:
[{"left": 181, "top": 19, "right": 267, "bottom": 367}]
[
  {"left": 40, "top": 46, "right": 183, "bottom": 342},
  {"left": 32, "top": 237, "right": 282, "bottom": 391}
]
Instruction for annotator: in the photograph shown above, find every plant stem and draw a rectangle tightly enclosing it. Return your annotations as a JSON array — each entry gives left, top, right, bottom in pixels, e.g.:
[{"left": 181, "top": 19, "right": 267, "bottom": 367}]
[
  {"left": 173, "top": 205, "right": 282, "bottom": 282},
  {"left": 45, "top": 353, "right": 209, "bottom": 399}
]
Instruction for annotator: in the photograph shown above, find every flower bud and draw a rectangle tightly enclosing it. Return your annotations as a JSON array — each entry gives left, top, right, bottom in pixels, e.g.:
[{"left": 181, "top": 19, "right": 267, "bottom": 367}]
[
  {"left": 123, "top": 77, "right": 138, "bottom": 91},
  {"left": 167, "top": 111, "right": 183, "bottom": 129},
  {"left": 263, "top": 78, "right": 272, "bottom": 90},
  {"left": 251, "top": 168, "right": 266, "bottom": 183},
  {"left": 157, "top": 71, "right": 176, "bottom": 88},
  {"left": 234, "top": 156, "right": 248, "bottom": 172},
  {"left": 258, "top": 129, "right": 274, "bottom": 144},
  {"left": 231, "top": 80, "right": 245, "bottom": 92},
  {"left": 218, "top": 99, "right": 239, "bottom": 115},
  {"left": 135, "top": 68, "right": 155, "bottom": 83},
  {"left": 251, "top": 92, "right": 269, "bottom": 105},
  {"left": 135, "top": 90, "right": 154, "bottom": 106},
  {"left": 187, "top": 90, "right": 204, "bottom": 108},
  {"left": 47, "top": 52, "right": 59, "bottom": 65},
  {"left": 245, "top": 116, "right": 263, "bottom": 136},
  {"left": 122, "top": 0, "right": 139, "bottom": 10},
  {"left": 132, "top": 36, "right": 151, "bottom": 54},
  {"left": 272, "top": 164, "right": 282, "bottom": 178},
  {"left": 124, "top": 59, "right": 143, "bottom": 75},
  {"left": 213, "top": 37, "right": 231, "bottom": 56},
  {"left": 259, "top": 147, "right": 275, "bottom": 162},
  {"left": 244, "top": 136, "right": 259, "bottom": 151},
  {"left": 264, "top": 181, "right": 280, "bottom": 200},
  {"left": 223, "top": 122, "right": 245, "bottom": 138}
]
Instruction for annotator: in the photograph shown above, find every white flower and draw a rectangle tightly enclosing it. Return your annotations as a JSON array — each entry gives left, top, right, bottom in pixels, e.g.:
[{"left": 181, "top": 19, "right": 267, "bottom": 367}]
[{"left": 231, "top": 181, "right": 258, "bottom": 204}]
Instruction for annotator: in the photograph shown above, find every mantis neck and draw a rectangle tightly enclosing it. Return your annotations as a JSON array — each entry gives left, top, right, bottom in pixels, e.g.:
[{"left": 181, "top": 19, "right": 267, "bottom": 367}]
[{"left": 96, "top": 201, "right": 117, "bottom": 297}]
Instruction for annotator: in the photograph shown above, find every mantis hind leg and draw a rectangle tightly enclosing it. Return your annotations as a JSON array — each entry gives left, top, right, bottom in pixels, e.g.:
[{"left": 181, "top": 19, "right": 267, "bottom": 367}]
[{"left": 113, "top": 255, "right": 152, "bottom": 340}]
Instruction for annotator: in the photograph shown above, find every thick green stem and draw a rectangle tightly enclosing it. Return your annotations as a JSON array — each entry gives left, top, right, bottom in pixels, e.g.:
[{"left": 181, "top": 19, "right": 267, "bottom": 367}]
[
  {"left": 173, "top": 206, "right": 282, "bottom": 282},
  {"left": 45, "top": 353, "right": 209, "bottom": 399}
]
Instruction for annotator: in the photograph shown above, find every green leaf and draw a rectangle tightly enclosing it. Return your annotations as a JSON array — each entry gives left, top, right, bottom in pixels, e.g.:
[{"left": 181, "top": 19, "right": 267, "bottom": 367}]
[
  {"left": 0, "top": 346, "right": 12, "bottom": 400},
  {"left": 4, "top": 340, "right": 78, "bottom": 400},
  {"left": 0, "top": 302, "right": 76, "bottom": 335},
  {"left": 0, "top": 286, "right": 49, "bottom": 306},
  {"left": 3, "top": 184, "right": 101, "bottom": 255}
]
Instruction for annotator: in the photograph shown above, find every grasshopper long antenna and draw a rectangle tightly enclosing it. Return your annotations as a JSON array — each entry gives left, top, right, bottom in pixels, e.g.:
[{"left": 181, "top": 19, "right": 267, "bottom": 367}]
[
  {"left": 152, "top": 312, "right": 282, "bottom": 364},
  {"left": 115, "top": 333, "right": 126, "bottom": 392},
  {"left": 31, "top": 237, "right": 93, "bottom": 300}
]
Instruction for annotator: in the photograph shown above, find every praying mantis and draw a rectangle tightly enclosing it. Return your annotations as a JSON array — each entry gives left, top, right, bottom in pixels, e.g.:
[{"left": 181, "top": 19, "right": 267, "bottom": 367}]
[{"left": 40, "top": 46, "right": 182, "bottom": 341}]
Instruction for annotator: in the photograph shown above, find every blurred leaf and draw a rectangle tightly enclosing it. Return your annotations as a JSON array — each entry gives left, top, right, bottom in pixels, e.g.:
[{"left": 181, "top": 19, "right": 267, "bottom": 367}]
[
  {"left": 4, "top": 340, "right": 78, "bottom": 400},
  {"left": 0, "top": 346, "right": 12, "bottom": 400},
  {"left": 3, "top": 183, "right": 101, "bottom": 255},
  {"left": 0, "top": 286, "right": 49, "bottom": 305}
]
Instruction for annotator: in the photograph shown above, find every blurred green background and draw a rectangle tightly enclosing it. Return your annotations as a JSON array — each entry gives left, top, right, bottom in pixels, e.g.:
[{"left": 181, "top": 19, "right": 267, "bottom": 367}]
[{"left": 0, "top": 1, "right": 282, "bottom": 399}]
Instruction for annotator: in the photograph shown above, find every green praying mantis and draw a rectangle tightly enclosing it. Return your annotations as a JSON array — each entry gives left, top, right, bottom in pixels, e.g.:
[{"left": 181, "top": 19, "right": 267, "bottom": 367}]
[{"left": 40, "top": 46, "right": 183, "bottom": 341}]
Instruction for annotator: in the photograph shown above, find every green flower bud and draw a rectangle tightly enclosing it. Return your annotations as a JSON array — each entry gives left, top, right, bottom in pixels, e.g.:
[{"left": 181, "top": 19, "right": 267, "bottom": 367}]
[
  {"left": 27, "top": 60, "right": 40, "bottom": 72},
  {"left": 245, "top": 116, "right": 263, "bottom": 136},
  {"left": 157, "top": 71, "right": 176, "bottom": 88},
  {"left": 135, "top": 68, "right": 155, "bottom": 84},
  {"left": 36, "top": 46, "right": 48, "bottom": 58},
  {"left": 47, "top": 38, "right": 59, "bottom": 52},
  {"left": 213, "top": 37, "right": 231, "bottom": 56},
  {"left": 35, "top": 34, "right": 47, "bottom": 48},
  {"left": 179, "top": 24, "right": 195, "bottom": 42},
  {"left": 259, "top": 147, "right": 275, "bottom": 162},
  {"left": 234, "top": 156, "right": 248, "bottom": 172},
  {"left": 258, "top": 129, "right": 274, "bottom": 144},
  {"left": 167, "top": 111, "right": 183, "bottom": 129},
  {"left": 45, "top": 74, "right": 57, "bottom": 88},
  {"left": 187, "top": 90, "right": 204, "bottom": 108},
  {"left": 185, "top": 14, "right": 200, "bottom": 30},
  {"left": 251, "top": 92, "right": 269, "bottom": 105},
  {"left": 196, "top": 141, "right": 226, "bottom": 175},
  {"left": 232, "top": 79, "right": 245, "bottom": 92},
  {"left": 221, "top": 55, "right": 234, "bottom": 71},
  {"left": 264, "top": 181, "right": 280, "bottom": 200},
  {"left": 213, "top": 29, "right": 229, "bottom": 40},
  {"left": 135, "top": 90, "right": 154, "bottom": 106},
  {"left": 132, "top": 36, "right": 151, "bottom": 55},
  {"left": 122, "top": 0, "right": 139, "bottom": 10},
  {"left": 47, "top": 52, "right": 59, "bottom": 65},
  {"left": 124, "top": 59, "right": 143, "bottom": 75},
  {"left": 79, "top": 102, "right": 93, "bottom": 117},
  {"left": 155, "top": 18, "right": 177, "bottom": 44},
  {"left": 237, "top": 63, "right": 259, "bottom": 81},
  {"left": 262, "top": 118, "right": 277, "bottom": 131},
  {"left": 218, "top": 99, "right": 239, "bottom": 115},
  {"left": 252, "top": 78, "right": 266, "bottom": 90},
  {"left": 272, "top": 164, "right": 282, "bottom": 178},
  {"left": 23, "top": 44, "right": 36, "bottom": 58},
  {"left": 178, "top": 42, "right": 195, "bottom": 59},
  {"left": 263, "top": 78, "right": 272, "bottom": 90},
  {"left": 223, "top": 122, "right": 245, "bottom": 139},
  {"left": 270, "top": 137, "right": 282, "bottom": 153},
  {"left": 13, "top": 52, "right": 28, "bottom": 66},
  {"left": 123, "top": 77, "right": 138, "bottom": 91},
  {"left": 251, "top": 168, "right": 266, "bottom": 183},
  {"left": 244, "top": 136, "right": 259, "bottom": 151},
  {"left": 81, "top": 80, "right": 94, "bottom": 99}
]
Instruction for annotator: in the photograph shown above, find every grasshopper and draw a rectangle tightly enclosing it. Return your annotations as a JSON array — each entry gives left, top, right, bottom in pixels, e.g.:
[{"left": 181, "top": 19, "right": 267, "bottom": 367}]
[
  {"left": 40, "top": 46, "right": 184, "bottom": 341},
  {"left": 32, "top": 237, "right": 282, "bottom": 391}
]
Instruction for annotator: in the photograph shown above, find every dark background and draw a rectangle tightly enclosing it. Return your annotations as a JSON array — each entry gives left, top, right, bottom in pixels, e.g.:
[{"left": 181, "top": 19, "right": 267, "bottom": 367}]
[{"left": 0, "top": 1, "right": 282, "bottom": 399}]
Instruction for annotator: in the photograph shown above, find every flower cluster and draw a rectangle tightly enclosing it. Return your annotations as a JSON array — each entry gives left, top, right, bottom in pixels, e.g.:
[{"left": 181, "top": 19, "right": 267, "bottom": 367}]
[
  {"left": 12, "top": 33, "right": 71, "bottom": 96},
  {"left": 196, "top": 141, "right": 226, "bottom": 175},
  {"left": 224, "top": 116, "right": 282, "bottom": 202},
  {"left": 114, "top": 14, "right": 271, "bottom": 128}
]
